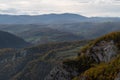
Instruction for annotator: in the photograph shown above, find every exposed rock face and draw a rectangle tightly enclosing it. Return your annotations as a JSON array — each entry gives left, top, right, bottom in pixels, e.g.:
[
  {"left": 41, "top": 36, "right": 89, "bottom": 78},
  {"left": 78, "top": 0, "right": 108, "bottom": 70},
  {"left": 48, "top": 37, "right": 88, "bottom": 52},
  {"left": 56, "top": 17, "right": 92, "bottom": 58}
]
[
  {"left": 115, "top": 72, "right": 120, "bottom": 80},
  {"left": 45, "top": 40, "right": 118, "bottom": 80},
  {"left": 0, "top": 49, "right": 28, "bottom": 64},
  {"left": 45, "top": 65, "right": 78, "bottom": 80},
  {"left": 0, "top": 49, "right": 27, "bottom": 80},
  {"left": 88, "top": 40, "right": 117, "bottom": 63}
]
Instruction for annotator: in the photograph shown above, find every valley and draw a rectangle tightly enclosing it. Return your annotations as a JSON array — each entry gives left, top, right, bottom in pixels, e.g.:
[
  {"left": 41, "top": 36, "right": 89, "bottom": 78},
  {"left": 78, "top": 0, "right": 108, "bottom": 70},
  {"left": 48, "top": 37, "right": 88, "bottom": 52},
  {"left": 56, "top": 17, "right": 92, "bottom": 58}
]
[
  {"left": 0, "top": 22, "right": 120, "bottom": 44},
  {"left": 0, "top": 40, "right": 88, "bottom": 80},
  {"left": 0, "top": 13, "right": 119, "bottom": 80}
]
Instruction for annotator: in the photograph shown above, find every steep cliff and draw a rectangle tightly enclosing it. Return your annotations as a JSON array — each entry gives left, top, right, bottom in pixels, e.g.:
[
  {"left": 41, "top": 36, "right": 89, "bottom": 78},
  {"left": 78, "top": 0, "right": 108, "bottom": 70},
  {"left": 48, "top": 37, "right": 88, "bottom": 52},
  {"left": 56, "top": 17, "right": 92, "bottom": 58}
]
[{"left": 45, "top": 31, "right": 120, "bottom": 80}]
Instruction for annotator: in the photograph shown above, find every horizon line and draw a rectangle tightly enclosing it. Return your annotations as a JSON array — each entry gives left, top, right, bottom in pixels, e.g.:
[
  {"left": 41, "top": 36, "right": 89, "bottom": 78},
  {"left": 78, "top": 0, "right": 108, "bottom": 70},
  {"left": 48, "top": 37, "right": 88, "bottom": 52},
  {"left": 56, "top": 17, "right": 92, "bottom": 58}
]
[{"left": 0, "top": 13, "right": 120, "bottom": 18}]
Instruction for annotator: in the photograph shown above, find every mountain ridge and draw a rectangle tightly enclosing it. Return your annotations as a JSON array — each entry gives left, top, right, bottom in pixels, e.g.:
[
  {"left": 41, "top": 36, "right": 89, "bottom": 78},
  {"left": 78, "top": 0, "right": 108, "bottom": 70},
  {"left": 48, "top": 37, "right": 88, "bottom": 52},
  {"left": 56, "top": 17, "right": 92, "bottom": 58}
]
[
  {"left": 0, "top": 13, "right": 87, "bottom": 24},
  {"left": 45, "top": 31, "right": 120, "bottom": 80},
  {"left": 0, "top": 13, "right": 120, "bottom": 24}
]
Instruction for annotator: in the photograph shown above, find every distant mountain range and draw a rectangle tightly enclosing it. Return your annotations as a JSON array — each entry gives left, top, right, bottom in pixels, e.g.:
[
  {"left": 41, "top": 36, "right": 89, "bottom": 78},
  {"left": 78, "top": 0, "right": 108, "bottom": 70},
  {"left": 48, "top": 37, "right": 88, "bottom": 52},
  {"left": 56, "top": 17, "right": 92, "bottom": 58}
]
[
  {"left": 0, "top": 13, "right": 120, "bottom": 24},
  {"left": 0, "top": 13, "right": 120, "bottom": 45},
  {"left": 0, "top": 13, "right": 120, "bottom": 80}
]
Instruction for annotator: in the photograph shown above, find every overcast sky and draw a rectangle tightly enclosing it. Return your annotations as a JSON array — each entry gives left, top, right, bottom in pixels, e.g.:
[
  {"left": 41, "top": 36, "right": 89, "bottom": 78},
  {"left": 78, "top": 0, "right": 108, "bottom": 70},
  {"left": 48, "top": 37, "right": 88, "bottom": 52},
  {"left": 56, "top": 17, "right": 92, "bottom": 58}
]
[{"left": 0, "top": 0, "right": 120, "bottom": 17}]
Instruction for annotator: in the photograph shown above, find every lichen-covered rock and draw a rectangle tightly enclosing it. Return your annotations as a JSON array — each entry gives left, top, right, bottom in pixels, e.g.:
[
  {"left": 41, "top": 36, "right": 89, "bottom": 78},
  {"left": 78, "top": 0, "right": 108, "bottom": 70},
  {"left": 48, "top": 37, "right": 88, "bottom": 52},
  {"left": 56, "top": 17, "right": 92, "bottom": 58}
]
[
  {"left": 88, "top": 40, "right": 117, "bottom": 63},
  {"left": 45, "top": 65, "right": 78, "bottom": 80},
  {"left": 45, "top": 40, "right": 118, "bottom": 80},
  {"left": 115, "top": 72, "right": 120, "bottom": 80}
]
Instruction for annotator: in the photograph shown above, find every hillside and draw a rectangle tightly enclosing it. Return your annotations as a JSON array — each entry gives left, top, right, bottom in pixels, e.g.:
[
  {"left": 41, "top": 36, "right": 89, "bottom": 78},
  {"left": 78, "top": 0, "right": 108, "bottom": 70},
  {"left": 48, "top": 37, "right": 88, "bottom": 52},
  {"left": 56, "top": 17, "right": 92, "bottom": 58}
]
[
  {"left": 48, "top": 22, "right": 120, "bottom": 39},
  {"left": 0, "top": 31, "right": 29, "bottom": 48},
  {"left": 0, "top": 31, "right": 120, "bottom": 80},
  {"left": 0, "top": 25, "right": 84, "bottom": 44},
  {"left": 0, "top": 40, "right": 88, "bottom": 80},
  {"left": 0, "top": 22, "right": 120, "bottom": 44},
  {"left": 45, "top": 31, "right": 120, "bottom": 80},
  {"left": 18, "top": 27, "right": 84, "bottom": 44}
]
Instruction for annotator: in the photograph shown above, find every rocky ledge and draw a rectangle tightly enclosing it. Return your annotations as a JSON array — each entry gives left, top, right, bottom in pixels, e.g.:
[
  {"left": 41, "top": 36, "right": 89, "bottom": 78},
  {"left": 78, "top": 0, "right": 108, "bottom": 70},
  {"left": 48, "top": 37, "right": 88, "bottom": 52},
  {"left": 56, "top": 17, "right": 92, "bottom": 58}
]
[{"left": 45, "top": 40, "right": 119, "bottom": 80}]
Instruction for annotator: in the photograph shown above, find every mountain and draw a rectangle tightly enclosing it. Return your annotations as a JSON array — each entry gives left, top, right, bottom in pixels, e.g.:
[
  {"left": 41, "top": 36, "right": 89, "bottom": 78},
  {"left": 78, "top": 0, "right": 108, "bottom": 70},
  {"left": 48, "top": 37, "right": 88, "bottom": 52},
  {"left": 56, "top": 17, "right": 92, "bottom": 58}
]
[
  {"left": 0, "top": 22, "right": 120, "bottom": 44},
  {"left": 0, "top": 13, "right": 87, "bottom": 24},
  {"left": 0, "top": 30, "right": 29, "bottom": 48},
  {"left": 0, "top": 13, "right": 120, "bottom": 24},
  {"left": 0, "top": 31, "right": 120, "bottom": 80},
  {"left": 17, "top": 27, "right": 84, "bottom": 44},
  {"left": 0, "top": 40, "right": 88, "bottom": 80},
  {"left": 48, "top": 22, "right": 120, "bottom": 39},
  {"left": 45, "top": 31, "right": 120, "bottom": 80},
  {"left": 0, "top": 24, "right": 84, "bottom": 44}
]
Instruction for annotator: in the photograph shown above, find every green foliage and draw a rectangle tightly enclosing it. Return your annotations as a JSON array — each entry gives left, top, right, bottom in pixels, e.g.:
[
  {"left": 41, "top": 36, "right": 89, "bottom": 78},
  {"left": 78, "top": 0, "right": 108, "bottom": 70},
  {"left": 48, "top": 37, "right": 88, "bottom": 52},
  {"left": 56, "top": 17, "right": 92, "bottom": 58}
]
[
  {"left": 80, "top": 55, "right": 120, "bottom": 80},
  {"left": 80, "top": 41, "right": 93, "bottom": 53},
  {"left": 72, "top": 31, "right": 120, "bottom": 80},
  {"left": 73, "top": 55, "right": 120, "bottom": 80},
  {"left": 80, "top": 31, "right": 120, "bottom": 53},
  {"left": 63, "top": 54, "right": 96, "bottom": 73},
  {"left": 93, "top": 31, "right": 120, "bottom": 48}
]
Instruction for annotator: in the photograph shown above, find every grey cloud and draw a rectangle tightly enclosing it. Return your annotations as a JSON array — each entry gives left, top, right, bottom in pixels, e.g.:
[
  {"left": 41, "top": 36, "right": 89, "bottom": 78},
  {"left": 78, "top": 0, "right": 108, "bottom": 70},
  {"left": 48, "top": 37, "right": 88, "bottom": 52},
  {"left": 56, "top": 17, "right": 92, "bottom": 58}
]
[{"left": 0, "top": 0, "right": 120, "bottom": 17}]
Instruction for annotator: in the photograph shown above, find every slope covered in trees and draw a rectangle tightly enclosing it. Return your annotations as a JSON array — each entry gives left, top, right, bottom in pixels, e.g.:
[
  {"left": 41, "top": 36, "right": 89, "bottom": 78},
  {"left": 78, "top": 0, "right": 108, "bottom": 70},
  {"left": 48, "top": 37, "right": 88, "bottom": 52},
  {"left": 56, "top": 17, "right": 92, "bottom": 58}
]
[
  {"left": 0, "top": 31, "right": 29, "bottom": 48},
  {"left": 0, "top": 22, "right": 120, "bottom": 44}
]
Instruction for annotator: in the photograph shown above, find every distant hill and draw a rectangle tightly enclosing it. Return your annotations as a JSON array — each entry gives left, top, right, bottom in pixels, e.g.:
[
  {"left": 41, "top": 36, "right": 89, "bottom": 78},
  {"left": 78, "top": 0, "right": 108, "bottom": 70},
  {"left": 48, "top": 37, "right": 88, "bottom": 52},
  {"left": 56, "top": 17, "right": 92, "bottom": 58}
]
[
  {"left": 0, "top": 13, "right": 87, "bottom": 24},
  {"left": 0, "top": 13, "right": 120, "bottom": 24},
  {"left": 0, "top": 30, "right": 29, "bottom": 48},
  {"left": 48, "top": 22, "right": 120, "bottom": 39},
  {"left": 17, "top": 27, "right": 84, "bottom": 44},
  {"left": 0, "top": 22, "right": 120, "bottom": 44}
]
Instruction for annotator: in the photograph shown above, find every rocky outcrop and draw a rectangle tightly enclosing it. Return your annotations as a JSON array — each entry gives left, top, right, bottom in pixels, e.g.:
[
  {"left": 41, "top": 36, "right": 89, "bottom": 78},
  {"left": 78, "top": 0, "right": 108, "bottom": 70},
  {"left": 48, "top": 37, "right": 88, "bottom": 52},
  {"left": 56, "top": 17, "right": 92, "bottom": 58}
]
[
  {"left": 88, "top": 40, "right": 118, "bottom": 63},
  {"left": 45, "top": 40, "right": 118, "bottom": 80},
  {"left": 115, "top": 72, "right": 120, "bottom": 80},
  {"left": 45, "top": 65, "right": 78, "bottom": 80},
  {"left": 0, "top": 49, "right": 28, "bottom": 64}
]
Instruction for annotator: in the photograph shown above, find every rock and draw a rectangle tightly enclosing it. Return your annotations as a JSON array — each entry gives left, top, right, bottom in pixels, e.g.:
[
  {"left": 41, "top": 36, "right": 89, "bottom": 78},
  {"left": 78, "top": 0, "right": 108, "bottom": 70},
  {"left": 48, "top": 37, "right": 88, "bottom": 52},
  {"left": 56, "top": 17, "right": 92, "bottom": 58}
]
[
  {"left": 45, "top": 65, "right": 78, "bottom": 80},
  {"left": 45, "top": 40, "right": 118, "bottom": 80},
  {"left": 89, "top": 40, "right": 117, "bottom": 62},
  {"left": 115, "top": 72, "right": 120, "bottom": 80}
]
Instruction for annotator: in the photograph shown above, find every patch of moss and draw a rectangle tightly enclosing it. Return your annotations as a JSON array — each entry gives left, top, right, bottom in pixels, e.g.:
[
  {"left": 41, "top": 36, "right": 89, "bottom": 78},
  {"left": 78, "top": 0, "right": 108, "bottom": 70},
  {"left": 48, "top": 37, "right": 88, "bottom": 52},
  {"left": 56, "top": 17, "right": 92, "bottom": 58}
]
[
  {"left": 72, "top": 31, "right": 120, "bottom": 80},
  {"left": 76, "top": 55, "right": 120, "bottom": 80},
  {"left": 80, "top": 31, "right": 120, "bottom": 53},
  {"left": 63, "top": 54, "right": 96, "bottom": 73}
]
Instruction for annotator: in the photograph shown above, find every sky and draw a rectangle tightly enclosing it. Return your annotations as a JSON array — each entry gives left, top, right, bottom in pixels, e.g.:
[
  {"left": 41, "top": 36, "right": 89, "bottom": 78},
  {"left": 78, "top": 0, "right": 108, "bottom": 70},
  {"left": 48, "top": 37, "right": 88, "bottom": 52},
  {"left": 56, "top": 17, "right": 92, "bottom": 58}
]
[{"left": 0, "top": 0, "right": 120, "bottom": 17}]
